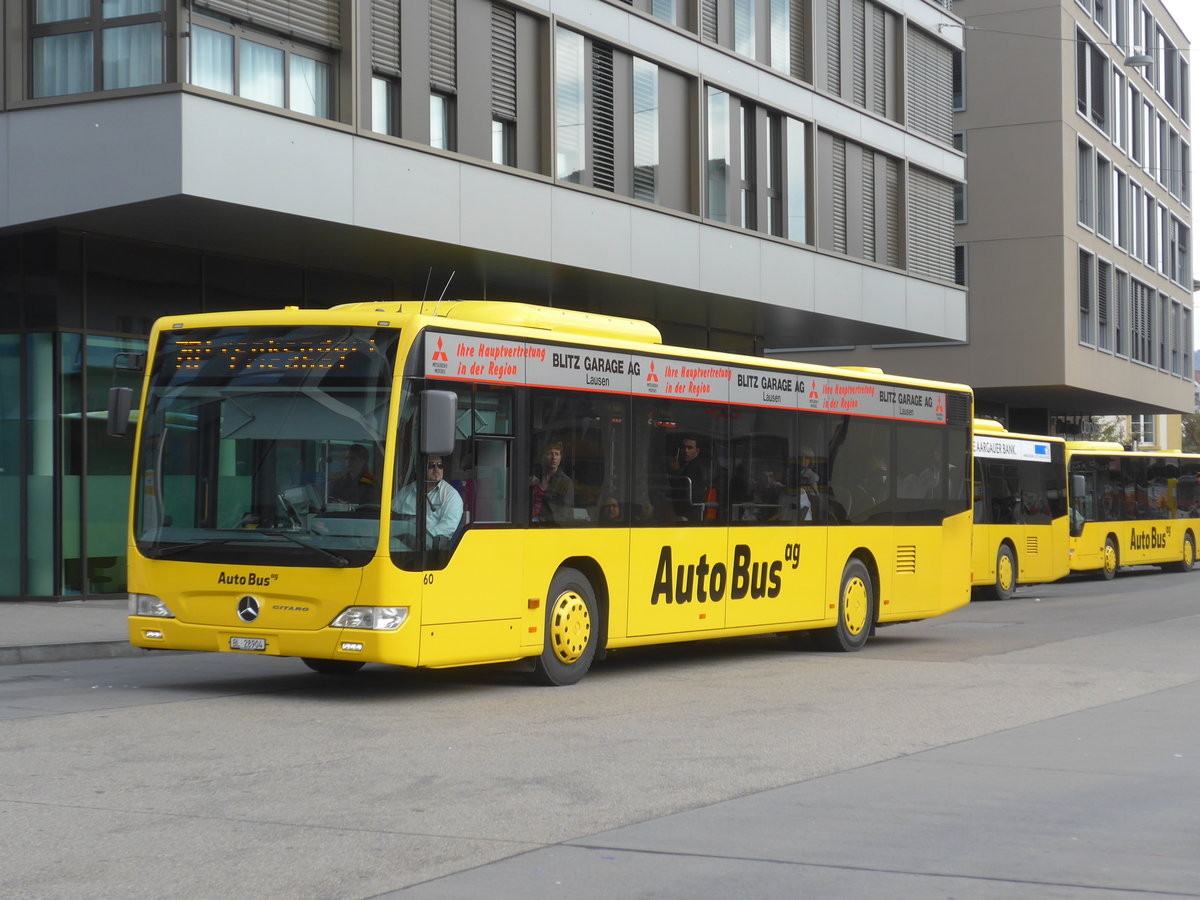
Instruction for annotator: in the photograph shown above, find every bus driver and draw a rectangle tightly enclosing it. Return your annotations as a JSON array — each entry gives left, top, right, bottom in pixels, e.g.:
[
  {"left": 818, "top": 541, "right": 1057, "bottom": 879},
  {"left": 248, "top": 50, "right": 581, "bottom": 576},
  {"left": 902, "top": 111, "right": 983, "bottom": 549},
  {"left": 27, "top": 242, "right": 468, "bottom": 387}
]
[{"left": 393, "top": 455, "right": 463, "bottom": 548}]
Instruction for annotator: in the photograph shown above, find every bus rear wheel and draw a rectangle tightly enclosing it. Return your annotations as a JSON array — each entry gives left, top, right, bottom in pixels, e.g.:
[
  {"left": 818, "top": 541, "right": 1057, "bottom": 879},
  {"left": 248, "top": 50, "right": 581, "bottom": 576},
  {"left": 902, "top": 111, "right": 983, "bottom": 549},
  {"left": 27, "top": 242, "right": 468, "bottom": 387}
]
[
  {"left": 816, "top": 558, "right": 874, "bottom": 652},
  {"left": 301, "top": 657, "right": 365, "bottom": 675},
  {"left": 1169, "top": 533, "right": 1196, "bottom": 573},
  {"left": 531, "top": 567, "right": 599, "bottom": 686},
  {"left": 1100, "top": 536, "right": 1119, "bottom": 580},
  {"left": 987, "top": 544, "right": 1017, "bottom": 601}
]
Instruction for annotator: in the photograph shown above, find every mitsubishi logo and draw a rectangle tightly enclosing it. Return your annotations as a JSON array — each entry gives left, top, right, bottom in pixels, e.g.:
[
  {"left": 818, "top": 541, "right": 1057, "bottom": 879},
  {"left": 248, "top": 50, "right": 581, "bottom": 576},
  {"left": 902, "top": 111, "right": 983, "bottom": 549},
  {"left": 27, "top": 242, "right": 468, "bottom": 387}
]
[{"left": 236, "top": 596, "right": 260, "bottom": 622}]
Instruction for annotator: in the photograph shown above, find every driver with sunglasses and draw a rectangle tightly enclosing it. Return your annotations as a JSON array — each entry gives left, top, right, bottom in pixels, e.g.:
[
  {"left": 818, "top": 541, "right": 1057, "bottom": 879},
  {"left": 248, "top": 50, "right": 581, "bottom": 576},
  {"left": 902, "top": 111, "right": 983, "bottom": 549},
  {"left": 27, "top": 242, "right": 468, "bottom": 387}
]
[{"left": 392, "top": 455, "right": 463, "bottom": 548}]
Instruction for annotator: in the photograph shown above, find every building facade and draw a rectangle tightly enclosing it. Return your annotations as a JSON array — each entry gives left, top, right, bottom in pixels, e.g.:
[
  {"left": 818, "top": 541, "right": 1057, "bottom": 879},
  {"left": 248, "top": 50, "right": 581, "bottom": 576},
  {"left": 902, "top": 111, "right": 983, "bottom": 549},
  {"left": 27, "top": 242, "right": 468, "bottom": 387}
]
[
  {"left": 784, "top": 0, "right": 1195, "bottom": 437},
  {"left": 0, "top": 0, "right": 965, "bottom": 601}
]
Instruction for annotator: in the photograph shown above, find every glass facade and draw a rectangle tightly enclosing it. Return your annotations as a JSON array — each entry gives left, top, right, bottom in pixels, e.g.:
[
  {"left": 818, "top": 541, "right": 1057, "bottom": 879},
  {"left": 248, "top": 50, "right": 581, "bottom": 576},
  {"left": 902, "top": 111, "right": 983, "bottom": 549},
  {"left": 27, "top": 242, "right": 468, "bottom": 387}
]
[{"left": 0, "top": 232, "right": 397, "bottom": 601}]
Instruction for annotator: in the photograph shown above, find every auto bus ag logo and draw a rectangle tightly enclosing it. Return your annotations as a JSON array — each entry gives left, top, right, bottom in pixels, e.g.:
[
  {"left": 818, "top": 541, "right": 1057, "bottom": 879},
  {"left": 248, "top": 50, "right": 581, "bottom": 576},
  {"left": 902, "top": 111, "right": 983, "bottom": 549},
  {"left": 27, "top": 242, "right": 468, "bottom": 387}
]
[{"left": 236, "top": 596, "right": 260, "bottom": 622}]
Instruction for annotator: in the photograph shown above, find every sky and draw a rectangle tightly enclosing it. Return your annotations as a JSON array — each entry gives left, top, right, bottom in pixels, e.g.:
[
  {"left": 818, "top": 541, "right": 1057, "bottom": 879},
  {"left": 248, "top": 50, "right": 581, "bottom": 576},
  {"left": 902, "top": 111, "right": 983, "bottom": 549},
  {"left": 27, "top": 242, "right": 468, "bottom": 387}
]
[{"left": 1160, "top": 0, "right": 1200, "bottom": 352}]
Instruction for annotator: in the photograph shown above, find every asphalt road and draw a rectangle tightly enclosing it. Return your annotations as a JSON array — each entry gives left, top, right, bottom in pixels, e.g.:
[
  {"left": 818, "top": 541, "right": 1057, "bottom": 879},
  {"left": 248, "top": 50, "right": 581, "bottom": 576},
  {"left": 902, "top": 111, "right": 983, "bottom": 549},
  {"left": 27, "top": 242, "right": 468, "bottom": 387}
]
[{"left": 1, "top": 569, "right": 1198, "bottom": 899}]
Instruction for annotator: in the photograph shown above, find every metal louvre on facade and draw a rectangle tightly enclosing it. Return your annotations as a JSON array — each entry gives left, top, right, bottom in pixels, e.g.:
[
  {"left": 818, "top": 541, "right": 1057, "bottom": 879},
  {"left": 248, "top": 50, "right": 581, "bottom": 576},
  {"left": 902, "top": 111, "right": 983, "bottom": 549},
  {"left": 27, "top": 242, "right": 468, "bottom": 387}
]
[
  {"left": 431, "top": 0, "right": 457, "bottom": 92},
  {"left": 832, "top": 135, "right": 847, "bottom": 253},
  {"left": 908, "top": 168, "right": 955, "bottom": 282},
  {"left": 491, "top": 3, "right": 517, "bottom": 120},
  {"left": 827, "top": 0, "right": 841, "bottom": 95},
  {"left": 885, "top": 157, "right": 901, "bottom": 267},
  {"left": 871, "top": 5, "right": 886, "bottom": 116},
  {"left": 852, "top": 0, "right": 866, "bottom": 108},
  {"left": 862, "top": 149, "right": 876, "bottom": 261},
  {"left": 370, "top": 0, "right": 400, "bottom": 76},
  {"left": 906, "top": 25, "right": 953, "bottom": 144},
  {"left": 790, "top": 0, "right": 808, "bottom": 81},
  {"left": 195, "top": 0, "right": 341, "bottom": 48},
  {"left": 701, "top": 0, "right": 718, "bottom": 42},
  {"left": 592, "top": 44, "right": 616, "bottom": 192}
]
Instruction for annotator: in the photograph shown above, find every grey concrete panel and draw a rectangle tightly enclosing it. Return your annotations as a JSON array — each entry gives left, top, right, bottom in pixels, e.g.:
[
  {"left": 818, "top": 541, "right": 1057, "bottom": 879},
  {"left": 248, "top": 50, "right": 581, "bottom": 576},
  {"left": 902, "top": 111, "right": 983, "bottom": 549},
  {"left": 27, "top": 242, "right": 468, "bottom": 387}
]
[
  {"left": 550, "top": 188, "right": 633, "bottom": 275},
  {"left": 699, "top": 225, "right": 762, "bottom": 298},
  {"left": 629, "top": 206, "right": 701, "bottom": 289},
  {"left": 2, "top": 95, "right": 183, "bottom": 227},
  {"left": 180, "top": 96, "right": 354, "bottom": 223},
  {"left": 460, "top": 166, "right": 553, "bottom": 260},
  {"left": 351, "top": 138, "right": 463, "bottom": 245},
  {"left": 760, "top": 239, "right": 817, "bottom": 313},
  {"left": 814, "top": 253, "right": 865, "bottom": 321},
  {"left": 904, "top": 276, "right": 952, "bottom": 340},
  {"left": 863, "top": 265, "right": 909, "bottom": 329}
]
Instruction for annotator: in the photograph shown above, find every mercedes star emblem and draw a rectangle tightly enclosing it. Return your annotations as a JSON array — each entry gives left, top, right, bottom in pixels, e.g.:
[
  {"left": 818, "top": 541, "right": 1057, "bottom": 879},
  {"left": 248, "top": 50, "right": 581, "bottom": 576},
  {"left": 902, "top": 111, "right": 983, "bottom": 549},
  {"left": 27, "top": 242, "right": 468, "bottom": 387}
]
[{"left": 237, "top": 596, "right": 260, "bottom": 623}]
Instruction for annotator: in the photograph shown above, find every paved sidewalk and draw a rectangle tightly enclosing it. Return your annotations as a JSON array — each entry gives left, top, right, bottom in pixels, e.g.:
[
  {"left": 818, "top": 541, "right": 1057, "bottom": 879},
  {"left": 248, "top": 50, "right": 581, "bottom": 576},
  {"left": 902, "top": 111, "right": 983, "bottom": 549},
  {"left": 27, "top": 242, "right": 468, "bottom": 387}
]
[{"left": 0, "top": 599, "right": 146, "bottom": 665}]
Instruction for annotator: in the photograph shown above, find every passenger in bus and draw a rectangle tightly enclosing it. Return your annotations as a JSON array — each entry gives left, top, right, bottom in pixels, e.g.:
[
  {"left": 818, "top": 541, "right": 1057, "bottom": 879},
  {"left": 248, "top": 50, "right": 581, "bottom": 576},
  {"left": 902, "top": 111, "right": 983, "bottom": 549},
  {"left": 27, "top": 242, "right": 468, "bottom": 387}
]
[
  {"left": 798, "top": 448, "right": 821, "bottom": 522},
  {"left": 393, "top": 455, "right": 463, "bottom": 547},
  {"left": 598, "top": 497, "right": 621, "bottom": 522},
  {"left": 328, "top": 444, "right": 377, "bottom": 506},
  {"left": 667, "top": 436, "right": 710, "bottom": 521},
  {"left": 851, "top": 453, "right": 889, "bottom": 517},
  {"left": 530, "top": 441, "right": 574, "bottom": 524}
]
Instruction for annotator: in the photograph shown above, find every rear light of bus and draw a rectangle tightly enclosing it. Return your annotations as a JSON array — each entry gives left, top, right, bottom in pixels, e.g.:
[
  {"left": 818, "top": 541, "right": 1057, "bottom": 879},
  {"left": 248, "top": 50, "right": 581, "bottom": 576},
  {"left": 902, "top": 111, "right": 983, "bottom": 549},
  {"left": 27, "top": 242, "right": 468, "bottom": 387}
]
[
  {"left": 330, "top": 606, "right": 408, "bottom": 631},
  {"left": 129, "top": 594, "right": 175, "bottom": 618}
]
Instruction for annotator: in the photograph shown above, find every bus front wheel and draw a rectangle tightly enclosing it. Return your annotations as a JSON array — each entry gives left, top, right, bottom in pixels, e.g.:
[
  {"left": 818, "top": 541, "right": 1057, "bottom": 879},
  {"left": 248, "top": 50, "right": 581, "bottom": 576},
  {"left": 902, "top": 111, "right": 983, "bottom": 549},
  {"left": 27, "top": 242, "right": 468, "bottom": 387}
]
[
  {"left": 1100, "top": 536, "right": 1119, "bottom": 580},
  {"left": 816, "top": 558, "right": 874, "bottom": 652},
  {"left": 301, "top": 657, "right": 365, "bottom": 675},
  {"left": 987, "top": 544, "right": 1017, "bottom": 601},
  {"left": 531, "top": 567, "right": 599, "bottom": 686}
]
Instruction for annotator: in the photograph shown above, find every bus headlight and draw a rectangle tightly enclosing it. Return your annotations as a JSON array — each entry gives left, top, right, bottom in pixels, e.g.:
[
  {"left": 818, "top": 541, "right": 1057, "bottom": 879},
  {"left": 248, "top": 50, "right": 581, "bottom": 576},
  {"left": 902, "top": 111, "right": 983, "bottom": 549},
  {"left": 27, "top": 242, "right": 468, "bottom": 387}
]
[
  {"left": 330, "top": 606, "right": 408, "bottom": 631},
  {"left": 129, "top": 594, "right": 175, "bottom": 618}
]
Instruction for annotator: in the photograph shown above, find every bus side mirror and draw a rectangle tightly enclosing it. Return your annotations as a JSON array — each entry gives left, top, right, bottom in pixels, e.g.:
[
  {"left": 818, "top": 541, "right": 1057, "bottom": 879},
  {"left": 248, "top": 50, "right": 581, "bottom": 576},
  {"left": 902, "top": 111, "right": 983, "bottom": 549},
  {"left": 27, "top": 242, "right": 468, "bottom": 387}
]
[
  {"left": 1072, "top": 474, "right": 1086, "bottom": 498},
  {"left": 107, "top": 387, "right": 133, "bottom": 437},
  {"left": 420, "top": 390, "right": 457, "bottom": 457}
]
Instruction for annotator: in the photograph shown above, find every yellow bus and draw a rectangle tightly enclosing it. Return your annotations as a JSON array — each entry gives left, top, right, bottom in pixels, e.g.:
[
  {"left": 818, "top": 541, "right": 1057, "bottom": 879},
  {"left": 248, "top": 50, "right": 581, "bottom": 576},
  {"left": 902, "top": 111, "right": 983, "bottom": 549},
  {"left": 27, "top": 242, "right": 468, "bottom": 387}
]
[
  {"left": 971, "top": 420, "right": 1070, "bottom": 600},
  {"left": 1067, "top": 443, "right": 1199, "bottom": 578},
  {"left": 118, "top": 301, "right": 975, "bottom": 684}
]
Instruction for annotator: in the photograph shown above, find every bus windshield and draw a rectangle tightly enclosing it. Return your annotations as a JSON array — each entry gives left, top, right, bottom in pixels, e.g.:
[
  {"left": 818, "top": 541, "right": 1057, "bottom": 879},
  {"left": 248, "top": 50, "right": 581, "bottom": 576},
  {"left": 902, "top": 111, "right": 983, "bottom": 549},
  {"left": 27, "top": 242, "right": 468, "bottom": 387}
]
[{"left": 134, "top": 324, "right": 400, "bottom": 567}]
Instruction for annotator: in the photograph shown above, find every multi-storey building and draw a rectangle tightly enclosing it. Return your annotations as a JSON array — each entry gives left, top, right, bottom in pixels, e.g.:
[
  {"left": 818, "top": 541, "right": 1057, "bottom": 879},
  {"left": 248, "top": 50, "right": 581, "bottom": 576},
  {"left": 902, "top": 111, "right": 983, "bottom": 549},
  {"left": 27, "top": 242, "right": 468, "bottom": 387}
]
[
  {"left": 787, "top": 0, "right": 1195, "bottom": 438},
  {"left": 0, "top": 0, "right": 965, "bottom": 600}
]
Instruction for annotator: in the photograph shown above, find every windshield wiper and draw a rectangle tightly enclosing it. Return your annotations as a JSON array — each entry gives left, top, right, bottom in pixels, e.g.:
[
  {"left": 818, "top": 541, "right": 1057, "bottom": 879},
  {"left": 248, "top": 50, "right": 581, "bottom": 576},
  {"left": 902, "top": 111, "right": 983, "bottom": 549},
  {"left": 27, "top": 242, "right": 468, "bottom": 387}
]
[
  {"left": 144, "top": 529, "right": 348, "bottom": 567},
  {"left": 255, "top": 530, "right": 349, "bottom": 567}
]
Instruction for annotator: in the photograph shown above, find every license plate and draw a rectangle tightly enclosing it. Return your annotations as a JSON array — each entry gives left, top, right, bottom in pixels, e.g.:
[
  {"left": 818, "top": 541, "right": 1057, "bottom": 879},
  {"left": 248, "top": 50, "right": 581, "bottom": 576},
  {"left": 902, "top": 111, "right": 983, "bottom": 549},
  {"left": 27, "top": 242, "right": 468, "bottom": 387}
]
[{"left": 230, "top": 637, "right": 267, "bottom": 651}]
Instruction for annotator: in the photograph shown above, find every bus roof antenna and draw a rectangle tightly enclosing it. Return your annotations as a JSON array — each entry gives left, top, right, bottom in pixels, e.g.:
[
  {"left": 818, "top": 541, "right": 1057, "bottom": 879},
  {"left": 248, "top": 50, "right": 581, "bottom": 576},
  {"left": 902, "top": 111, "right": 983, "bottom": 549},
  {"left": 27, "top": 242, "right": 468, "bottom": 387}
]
[{"left": 434, "top": 271, "right": 455, "bottom": 316}]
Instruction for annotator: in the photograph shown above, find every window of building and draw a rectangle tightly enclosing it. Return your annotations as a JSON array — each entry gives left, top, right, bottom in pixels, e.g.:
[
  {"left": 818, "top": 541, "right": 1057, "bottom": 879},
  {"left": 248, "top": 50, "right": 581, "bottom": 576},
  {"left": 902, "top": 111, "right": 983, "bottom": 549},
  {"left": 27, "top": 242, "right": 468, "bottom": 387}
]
[
  {"left": 1129, "top": 85, "right": 1143, "bottom": 164},
  {"left": 555, "top": 27, "right": 586, "bottom": 183},
  {"left": 633, "top": 58, "right": 660, "bottom": 203},
  {"left": 1096, "top": 154, "right": 1112, "bottom": 240},
  {"left": 1131, "top": 414, "right": 1155, "bottom": 445},
  {"left": 1079, "top": 249, "right": 1095, "bottom": 346},
  {"left": 1115, "top": 170, "right": 1129, "bottom": 250},
  {"left": 1096, "top": 258, "right": 1112, "bottom": 351},
  {"left": 31, "top": 0, "right": 165, "bottom": 98},
  {"left": 952, "top": 49, "right": 964, "bottom": 111},
  {"left": 1131, "top": 278, "right": 1154, "bottom": 364},
  {"left": 906, "top": 24, "right": 952, "bottom": 141},
  {"left": 1170, "top": 300, "right": 1181, "bottom": 375},
  {"left": 817, "top": 131, "right": 902, "bottom": 267},
  {"left": 954, "top": 244, "right": 967, "bottom": 286},
  {"left": 189, "top": 15, "right": 334, "bottom": 120},
  {"left": 368, "top": 0, "right": 400, "bottom": 136},
  {"left": 490, "top": 3, "right": 518, "bottom": 166},
  {"left": 1130, "top": 181, "right": 1142, "bottom": 258},
  {"left": 1114, "top": 268, "right": 1129, "bottom": 356},
  {"left": 1144, "top": 193, "right": 1157, "bottom": 268},
  {"left": 1157, "top": 292, "right": 1168, "bottom": 370},
  {"left": 430, "top": 0, "right": 457, "bottom": 151},
  {"left": 785, "top": 118, "right": 809, "bottom": 243},
  {"left": 1114, "top": 0, "right": 1128, "bottom": 50},
  {"left": 1076, "top": 29, "right": 1109, "bottom": 132},
  {"left": 1078, "top": 140, "right": 1095, "bottom": 228},
  {"left": 734, "top": 0, "right": 756, "bottom": 58},
  {"left": 1113, "top": 69, "right": 1126, "bottom": 151}
]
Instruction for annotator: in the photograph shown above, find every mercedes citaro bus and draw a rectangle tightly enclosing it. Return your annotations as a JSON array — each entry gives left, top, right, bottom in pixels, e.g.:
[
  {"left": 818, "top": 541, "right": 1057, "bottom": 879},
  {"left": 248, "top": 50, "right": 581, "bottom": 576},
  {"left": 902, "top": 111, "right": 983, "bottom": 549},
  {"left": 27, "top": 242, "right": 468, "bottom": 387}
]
[{"left": 114, "top": 301, "right": 976, "bottom": 684}]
